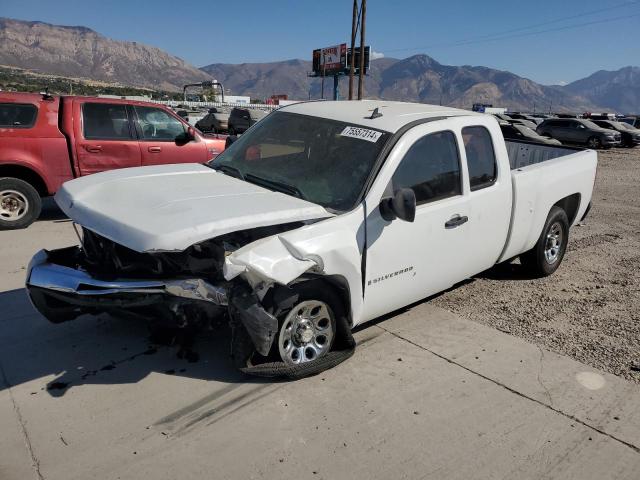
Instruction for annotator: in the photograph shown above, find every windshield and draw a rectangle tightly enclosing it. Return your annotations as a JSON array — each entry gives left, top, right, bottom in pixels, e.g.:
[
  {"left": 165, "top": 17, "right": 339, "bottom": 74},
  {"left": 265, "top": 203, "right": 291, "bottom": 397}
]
[
  {"left": 581, "top": 119, "right": 603, "bottom": 130},
  {"left": 614, "top": 121, "right": 633, "bottom": 130},
  {"left": 515, "top": 125, "right": 538, "bottom": 136},
  {"left": 209, "top": 111, "right": 390, "bottom": 211}
]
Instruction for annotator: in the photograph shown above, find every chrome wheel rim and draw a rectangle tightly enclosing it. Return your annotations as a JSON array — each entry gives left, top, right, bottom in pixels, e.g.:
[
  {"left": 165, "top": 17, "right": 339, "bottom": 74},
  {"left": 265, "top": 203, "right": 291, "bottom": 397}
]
[
  {"left": 544, "top": 222, "right": 563, "bottom": 264},
  {"left": 278, "top": 300, "right": 335, "bottom": 366},
  {"left": 0, "top": 190, "right": 29, "bottom": 221},
  {"left": 588, "top": 138, "right": 599, "bottom": 148}
]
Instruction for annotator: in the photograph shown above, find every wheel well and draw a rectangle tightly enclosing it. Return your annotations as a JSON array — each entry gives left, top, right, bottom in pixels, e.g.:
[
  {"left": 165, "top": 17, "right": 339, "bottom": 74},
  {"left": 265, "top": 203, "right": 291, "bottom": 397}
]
[
  {"left": 0, "top": 165, "right": 48, "bottom": 196},
  {"left": 554, "top": 193, "right": 581, "bottom": 224},
  {"left": 294, "top": 275, "right": 353, "bottom": 327}
]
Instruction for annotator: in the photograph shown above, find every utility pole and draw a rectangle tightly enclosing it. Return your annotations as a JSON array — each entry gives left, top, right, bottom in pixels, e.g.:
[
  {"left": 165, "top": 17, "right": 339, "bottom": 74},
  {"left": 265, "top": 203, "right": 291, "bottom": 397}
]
[
  {"left": 357, "top": 0, "right": 367, "bottom": 100},
  {"left": 348, "top": 0, "right": 358, "bottom": 100}
]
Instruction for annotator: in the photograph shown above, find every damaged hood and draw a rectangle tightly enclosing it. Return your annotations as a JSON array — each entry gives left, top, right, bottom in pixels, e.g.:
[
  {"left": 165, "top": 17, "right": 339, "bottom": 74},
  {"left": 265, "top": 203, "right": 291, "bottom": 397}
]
[{"left": 55, "top": 163, "right": 332, "bottom": 252}]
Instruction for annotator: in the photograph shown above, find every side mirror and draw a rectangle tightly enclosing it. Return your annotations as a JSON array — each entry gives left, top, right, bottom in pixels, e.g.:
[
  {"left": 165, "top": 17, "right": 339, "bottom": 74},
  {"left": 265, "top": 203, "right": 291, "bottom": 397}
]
[
  {"left": 187, "top": 126, "right": 196, "bottom": 140},
  {"left": 225, "top": 135, "right": 238, "bottom": 148},
  {"left": 379, "top": 187, "right": 416, "bottom": 222}
]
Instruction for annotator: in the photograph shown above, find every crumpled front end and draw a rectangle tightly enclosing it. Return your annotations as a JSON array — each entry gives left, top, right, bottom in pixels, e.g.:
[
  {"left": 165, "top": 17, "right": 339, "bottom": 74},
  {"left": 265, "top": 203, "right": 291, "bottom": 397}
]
[
  {"left": 25, "top": 222, "right": 317, "bottom": 358},
  {"left": 26, "top": 246, "right": 229, "bottom": 328}
]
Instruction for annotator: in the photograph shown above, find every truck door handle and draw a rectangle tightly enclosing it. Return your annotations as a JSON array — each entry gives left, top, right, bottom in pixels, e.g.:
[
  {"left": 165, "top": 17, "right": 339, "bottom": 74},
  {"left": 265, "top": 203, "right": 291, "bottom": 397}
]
[
  {"left": 85, "top": 145, "right": 102, "bottom": 153},
  {"left": 445, "top": 215, "right": 468, "bottom": 229},
  {"left": 148, "top": 146, "right": 162, "bottom": 153}
]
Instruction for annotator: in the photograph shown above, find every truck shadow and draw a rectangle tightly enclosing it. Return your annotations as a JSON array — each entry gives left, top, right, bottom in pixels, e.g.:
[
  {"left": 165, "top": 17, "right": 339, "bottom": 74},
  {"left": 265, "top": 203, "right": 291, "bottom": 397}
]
[
  {"left": 474, "top": 260, "right": 536, "bottom": 281},
  {"left": 0, "top": 288, "right": 270, "bottom": 398},
  {"left": 0, "top": 261, "right": 534, "bottom": 398}
]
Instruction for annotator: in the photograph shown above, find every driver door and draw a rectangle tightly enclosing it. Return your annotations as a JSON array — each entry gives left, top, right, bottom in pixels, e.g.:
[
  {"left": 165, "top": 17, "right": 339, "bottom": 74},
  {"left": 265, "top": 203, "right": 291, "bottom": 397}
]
[
  {"left": 133, "top": 105, "right": 206, "bottom": 165},
  {"left": 361, "top": 124, "right": 471, "bottom": 320}
]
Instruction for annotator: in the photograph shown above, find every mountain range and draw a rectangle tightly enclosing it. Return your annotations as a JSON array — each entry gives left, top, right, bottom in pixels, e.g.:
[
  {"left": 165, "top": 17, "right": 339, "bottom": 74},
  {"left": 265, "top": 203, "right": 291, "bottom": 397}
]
[{"left": 1, "top": 17, "right": 638, "bottom": 113}]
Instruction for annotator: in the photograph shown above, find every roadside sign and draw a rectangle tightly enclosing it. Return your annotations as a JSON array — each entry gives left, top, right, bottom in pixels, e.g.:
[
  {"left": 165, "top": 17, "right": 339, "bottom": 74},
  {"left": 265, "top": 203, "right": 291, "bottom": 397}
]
[
  {"left": 347, "top": 46, "right": 370, "bottom": 75},
  {"left": 312, "top": 44, "right": 347, "bottom": 77}
]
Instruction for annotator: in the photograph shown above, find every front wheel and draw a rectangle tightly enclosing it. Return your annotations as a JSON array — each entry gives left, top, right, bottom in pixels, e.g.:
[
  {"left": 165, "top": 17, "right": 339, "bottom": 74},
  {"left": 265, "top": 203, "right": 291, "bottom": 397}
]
[
  {"left": 520, "top": 206, "right": 569, "bottom": 277},
  {"left": 587, "top": 136, "right": 602, "bottom": 149},
  {"left": 0, "top": 177, "right": 42, "bottom": 230},
  {"left": 231, "top": 281, "right": 353, "bottom": 378}
]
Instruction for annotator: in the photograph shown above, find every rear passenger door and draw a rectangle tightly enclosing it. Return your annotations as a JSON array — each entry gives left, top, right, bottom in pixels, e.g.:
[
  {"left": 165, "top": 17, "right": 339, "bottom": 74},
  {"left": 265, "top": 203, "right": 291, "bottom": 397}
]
[
  {"left": 77, "top": 102, "right": 141, "bottom": 175},
  {"left": 461, "top": 125, "right": 512, "bottom": 274}
]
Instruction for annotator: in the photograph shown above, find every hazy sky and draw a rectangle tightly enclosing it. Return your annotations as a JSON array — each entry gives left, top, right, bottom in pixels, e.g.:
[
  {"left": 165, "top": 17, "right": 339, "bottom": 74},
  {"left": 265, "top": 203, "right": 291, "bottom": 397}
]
[{"left": 2, "top": 0, "right": 639, "bottom": 84}]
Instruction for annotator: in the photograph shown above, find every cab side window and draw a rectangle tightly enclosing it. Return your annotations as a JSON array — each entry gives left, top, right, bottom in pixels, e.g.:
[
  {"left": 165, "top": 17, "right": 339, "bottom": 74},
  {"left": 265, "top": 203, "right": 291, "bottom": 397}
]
[
  {"left": 392, "top": 131, "right": 461, "bottom": 205},
  {"left": 462, "top": 126, "right": 497, "bottom": 191},
  {"left": 134, "top": 106, "right": 186, "bottom": 141},
  {"left": 83, "top": 103, "right": 132, "bottom": 140}
]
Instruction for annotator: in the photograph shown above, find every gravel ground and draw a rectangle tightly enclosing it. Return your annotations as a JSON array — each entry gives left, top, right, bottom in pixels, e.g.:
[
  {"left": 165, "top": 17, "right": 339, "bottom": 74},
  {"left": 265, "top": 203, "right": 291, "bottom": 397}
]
[{"left": 433, "top": 147, "right": 640, "bottom": 383}]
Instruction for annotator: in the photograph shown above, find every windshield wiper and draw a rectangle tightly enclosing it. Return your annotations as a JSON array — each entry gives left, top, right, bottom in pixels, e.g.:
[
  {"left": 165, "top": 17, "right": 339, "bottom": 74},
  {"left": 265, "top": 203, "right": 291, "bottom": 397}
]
[
  {"left": 244, "top": 173, "right": 306, "bottom": 200},
  {"left": 212, "top": 164, "right": 244, "bottom": 180}
]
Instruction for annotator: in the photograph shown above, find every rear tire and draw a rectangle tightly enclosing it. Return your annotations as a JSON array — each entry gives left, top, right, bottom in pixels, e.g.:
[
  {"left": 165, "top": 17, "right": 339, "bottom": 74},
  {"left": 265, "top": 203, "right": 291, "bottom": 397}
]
[
  {"left": 0, "top": 177, "right": 42, "bottom": 230},
  {"left": 520, "top": 206, "right": 569, "bottom": 277}
]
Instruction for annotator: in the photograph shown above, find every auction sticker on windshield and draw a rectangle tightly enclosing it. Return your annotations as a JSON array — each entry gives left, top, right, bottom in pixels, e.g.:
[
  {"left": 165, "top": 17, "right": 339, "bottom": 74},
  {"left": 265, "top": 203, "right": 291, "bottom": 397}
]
[{"left": 340, "top": 126, "right": 383, "bottom": 143}]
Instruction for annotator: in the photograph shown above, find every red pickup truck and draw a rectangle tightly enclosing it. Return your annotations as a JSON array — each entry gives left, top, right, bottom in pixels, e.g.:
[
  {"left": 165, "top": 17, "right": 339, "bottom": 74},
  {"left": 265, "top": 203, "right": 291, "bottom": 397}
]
[{"left": 0, "top": 92, "right": 227, "bottom": 229}]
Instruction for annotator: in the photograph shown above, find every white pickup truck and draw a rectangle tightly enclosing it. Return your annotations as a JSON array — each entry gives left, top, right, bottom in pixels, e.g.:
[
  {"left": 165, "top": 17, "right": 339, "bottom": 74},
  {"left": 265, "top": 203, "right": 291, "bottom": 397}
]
[{"left": 26, "top": 101, "right": 597, "bottom": 377}]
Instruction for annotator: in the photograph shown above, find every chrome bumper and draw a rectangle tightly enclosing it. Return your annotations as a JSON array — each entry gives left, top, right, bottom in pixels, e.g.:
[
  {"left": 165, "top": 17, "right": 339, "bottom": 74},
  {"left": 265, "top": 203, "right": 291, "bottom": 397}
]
[{"left": 26, "top": 247, "right": 228, "bottom": 324}]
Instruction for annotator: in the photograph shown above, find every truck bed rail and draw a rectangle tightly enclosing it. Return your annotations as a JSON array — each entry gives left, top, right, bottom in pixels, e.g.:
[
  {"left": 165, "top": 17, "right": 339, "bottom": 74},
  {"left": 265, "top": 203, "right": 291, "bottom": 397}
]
[{"left": 506, "top": 140, "right": 584, "bottom": 170}]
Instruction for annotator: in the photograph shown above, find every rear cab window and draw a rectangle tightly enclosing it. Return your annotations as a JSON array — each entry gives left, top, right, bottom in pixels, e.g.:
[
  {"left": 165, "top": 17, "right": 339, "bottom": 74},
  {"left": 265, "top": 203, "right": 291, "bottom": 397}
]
[
  {"left": 0, "top": 103, "right": 38, "bottom": 128},
  {"left": 82, "top": 103, "right": 132, "bottom": 140},
  {"left": 462, "top": 126, "right": 497, "bottom": 191}
]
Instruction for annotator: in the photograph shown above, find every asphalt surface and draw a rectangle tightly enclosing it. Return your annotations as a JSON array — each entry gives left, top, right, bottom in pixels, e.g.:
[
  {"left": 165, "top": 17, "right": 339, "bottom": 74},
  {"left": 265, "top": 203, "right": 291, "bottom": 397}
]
[{"left": 1, "top": 195, "right": 639, "bottom": 479}]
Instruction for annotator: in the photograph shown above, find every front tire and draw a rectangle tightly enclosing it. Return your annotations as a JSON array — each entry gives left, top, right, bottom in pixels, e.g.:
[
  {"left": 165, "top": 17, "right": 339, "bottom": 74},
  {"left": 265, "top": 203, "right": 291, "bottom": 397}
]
[
  {"left": 0, "top": 177, "right": 42, "bottom": 230},
  {"left": 520, "top": 206, "right": 569, "bottom": 277},
  {"left": 587, "top": 136, "right": 602, "bottom": 149},
  {"left": 231, "top": 281, "right": 349, "bottom": 377}
]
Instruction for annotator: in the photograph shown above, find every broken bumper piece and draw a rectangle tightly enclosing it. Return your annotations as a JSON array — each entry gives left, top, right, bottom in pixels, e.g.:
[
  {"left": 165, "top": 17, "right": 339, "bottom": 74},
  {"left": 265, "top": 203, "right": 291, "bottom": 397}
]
[{"left": 26, "top": 247, "right": 228, "bottom": 325}]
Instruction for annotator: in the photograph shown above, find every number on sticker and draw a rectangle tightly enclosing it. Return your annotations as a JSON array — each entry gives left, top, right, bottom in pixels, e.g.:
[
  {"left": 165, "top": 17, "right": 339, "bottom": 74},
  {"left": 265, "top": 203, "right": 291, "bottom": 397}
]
[{"left": 340, "top": 126, "right": 383, "bottom": 143}]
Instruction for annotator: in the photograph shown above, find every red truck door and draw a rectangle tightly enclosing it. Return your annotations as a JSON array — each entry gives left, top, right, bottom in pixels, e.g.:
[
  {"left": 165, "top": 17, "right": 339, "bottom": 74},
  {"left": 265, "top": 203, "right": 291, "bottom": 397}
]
[
  {"left": 75, "top": 102, "right": 141, "bottom": 175},
  {"left": 132, "top": 105, "right": 207, "bottom": 165}
]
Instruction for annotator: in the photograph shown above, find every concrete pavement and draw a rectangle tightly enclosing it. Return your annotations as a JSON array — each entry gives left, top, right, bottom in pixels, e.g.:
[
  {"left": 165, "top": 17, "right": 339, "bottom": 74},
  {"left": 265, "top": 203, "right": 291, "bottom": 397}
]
[{"left": 1, "top": 209, "right": 638, "bottom": 479}]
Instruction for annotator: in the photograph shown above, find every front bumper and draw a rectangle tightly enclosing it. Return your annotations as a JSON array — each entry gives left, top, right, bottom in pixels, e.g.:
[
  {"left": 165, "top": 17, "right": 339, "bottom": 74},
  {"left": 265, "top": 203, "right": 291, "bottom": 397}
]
[
  {"left": 601, "top": 137, "right": 622, "bottom": 146},
  {"left": 26, "top": 247, "right": 228, "bottom": 326}
]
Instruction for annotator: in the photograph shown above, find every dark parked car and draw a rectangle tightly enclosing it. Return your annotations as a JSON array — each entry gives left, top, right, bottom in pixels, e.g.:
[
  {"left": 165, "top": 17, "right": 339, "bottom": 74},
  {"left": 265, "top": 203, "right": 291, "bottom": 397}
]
[
  {"left": 592, "top": 120, "right": 640, "bottom": 148},
  {"left": 536, "top": 118, "right": 621, "bottom": 149},
  {"left": 492, "top": 113, "right": 513, "bottom": 122},
  {"left": 500, "top": 122, "right": 562, "bottom": 146},
  {"left": 509, "top": 118, "right": 538, "bottom": 130},
  {"left": 228, "top": 108, "right": 268, "bottom": 135},
  {"left": 509, "top": 113, "right": 542, "bottom": 125}
]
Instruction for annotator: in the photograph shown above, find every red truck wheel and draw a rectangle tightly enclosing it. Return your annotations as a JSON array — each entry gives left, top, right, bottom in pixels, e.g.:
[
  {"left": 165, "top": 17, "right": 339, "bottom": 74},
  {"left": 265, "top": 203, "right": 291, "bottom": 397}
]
[{"left": 0, "top": 177, "right": 42, "bottom": 230}]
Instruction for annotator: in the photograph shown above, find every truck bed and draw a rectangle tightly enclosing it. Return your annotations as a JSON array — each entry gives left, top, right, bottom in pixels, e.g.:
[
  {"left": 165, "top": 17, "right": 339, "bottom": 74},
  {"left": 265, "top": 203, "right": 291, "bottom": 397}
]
[
  {"left": 505, "top": 140, "right": 584, "bottom": 169},
  {"left": 498, "top": 140, "right": 598, "bottom": 263}
]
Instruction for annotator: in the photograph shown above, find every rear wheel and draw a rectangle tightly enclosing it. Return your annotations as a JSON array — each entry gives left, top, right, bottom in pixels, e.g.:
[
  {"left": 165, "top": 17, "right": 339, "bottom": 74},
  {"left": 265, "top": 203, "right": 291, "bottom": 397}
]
[
  {"left": 0, "top": 177, "right": 42, "bottom": 230},
  {"left": 520, "top": 206, "right": 569, "bottom": 277},
  {"left": 587, "top": 136, "right": 601, "bottom": 149}
]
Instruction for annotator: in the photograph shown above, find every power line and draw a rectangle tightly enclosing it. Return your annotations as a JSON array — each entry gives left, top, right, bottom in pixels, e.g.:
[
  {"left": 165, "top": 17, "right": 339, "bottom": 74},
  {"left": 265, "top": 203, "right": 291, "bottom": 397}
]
[{"left": 386, "top": 1, "right": 640, "bottom": 53}]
